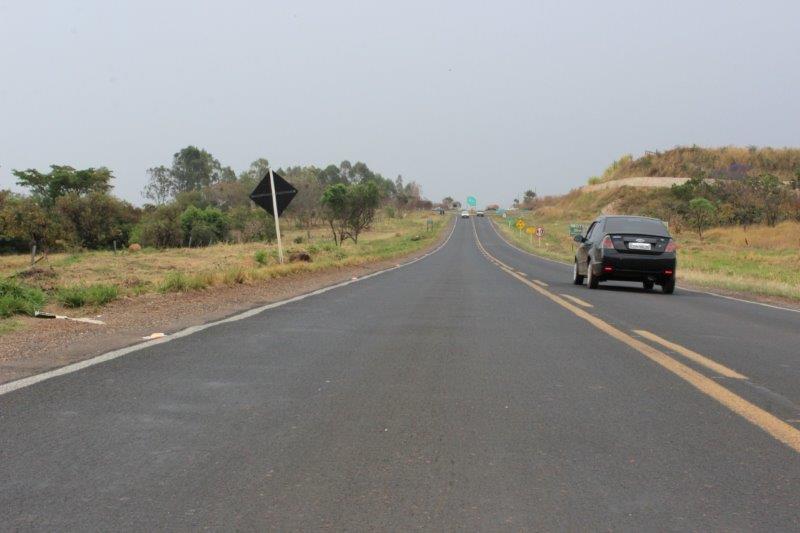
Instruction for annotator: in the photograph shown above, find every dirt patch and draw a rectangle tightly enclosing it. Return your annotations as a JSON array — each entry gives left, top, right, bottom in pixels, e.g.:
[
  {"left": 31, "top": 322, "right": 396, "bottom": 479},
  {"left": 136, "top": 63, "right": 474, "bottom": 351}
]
[{"left": 0, "top": 221, "right": 452, "bottom": 385}]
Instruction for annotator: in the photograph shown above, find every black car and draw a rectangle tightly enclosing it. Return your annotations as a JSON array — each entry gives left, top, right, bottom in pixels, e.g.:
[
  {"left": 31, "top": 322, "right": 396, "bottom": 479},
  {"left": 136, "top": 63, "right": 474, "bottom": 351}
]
[{"left": 572, "top": 215, "right": 677, "bottom": 293}]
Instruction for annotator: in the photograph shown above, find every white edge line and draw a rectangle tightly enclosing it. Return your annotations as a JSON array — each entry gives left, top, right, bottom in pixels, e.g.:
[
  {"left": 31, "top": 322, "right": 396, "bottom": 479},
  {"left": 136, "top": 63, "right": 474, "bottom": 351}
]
[
  {"left": 486, "top": 217, "right": 800, "bottom": 315},
  {"left": 0, "top": 219, "right": 458, "bottom": 397}
]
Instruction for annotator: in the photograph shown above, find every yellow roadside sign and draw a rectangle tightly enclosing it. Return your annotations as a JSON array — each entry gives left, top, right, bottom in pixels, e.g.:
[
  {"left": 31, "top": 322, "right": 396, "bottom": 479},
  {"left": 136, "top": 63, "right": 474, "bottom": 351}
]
[
  {"left": 515, "top": 219, "right": 526, "bottom": 230},
  {"left": 525, "top": 226, "right": 536, "bottom": 234}
]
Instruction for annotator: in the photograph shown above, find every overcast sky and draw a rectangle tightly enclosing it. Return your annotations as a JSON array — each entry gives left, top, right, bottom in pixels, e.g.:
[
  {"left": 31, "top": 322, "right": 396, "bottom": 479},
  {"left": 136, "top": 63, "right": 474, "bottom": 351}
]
[{"left": 2, "top": 0, "right": 799, "bottom": 207}]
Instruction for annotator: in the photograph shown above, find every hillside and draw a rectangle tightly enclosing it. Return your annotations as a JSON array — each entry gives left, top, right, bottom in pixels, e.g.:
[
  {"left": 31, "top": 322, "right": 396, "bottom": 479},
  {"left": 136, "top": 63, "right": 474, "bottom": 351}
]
[{"left": 595, "top": 145, "right": 800, "bottom": 183}]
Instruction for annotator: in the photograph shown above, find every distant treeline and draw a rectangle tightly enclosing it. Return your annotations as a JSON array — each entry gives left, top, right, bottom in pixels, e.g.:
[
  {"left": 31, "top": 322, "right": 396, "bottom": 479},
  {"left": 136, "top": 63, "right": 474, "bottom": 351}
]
[{"left": 0, "top": 146, "right": 435, "bottom": 253}]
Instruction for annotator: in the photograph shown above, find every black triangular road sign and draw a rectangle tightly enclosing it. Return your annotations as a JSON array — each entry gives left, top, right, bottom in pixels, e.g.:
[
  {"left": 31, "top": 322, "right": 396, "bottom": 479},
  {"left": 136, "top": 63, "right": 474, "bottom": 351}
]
[{"left": 249, "top": 171, "right": 297, "bottom": 217}]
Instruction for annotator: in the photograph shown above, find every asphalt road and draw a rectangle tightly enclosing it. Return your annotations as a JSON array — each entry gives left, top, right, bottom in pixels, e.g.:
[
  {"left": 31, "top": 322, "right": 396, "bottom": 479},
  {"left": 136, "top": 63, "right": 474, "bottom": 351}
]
[{"left": 1, "top": 217, "right": 799, "bottom": 531}]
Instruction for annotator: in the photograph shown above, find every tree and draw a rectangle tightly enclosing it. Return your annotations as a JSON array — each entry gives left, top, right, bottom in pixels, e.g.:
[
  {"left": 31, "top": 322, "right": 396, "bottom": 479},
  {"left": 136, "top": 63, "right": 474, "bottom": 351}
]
[
  {"left": 13, "top": 165, "right": 113, "bottom": 206},
  {"left": 284, "top": 174, "right": 325, "bottom": 238},
  {"left": 321, "top": 183, "right": 349, "bottom": 245},
  {"left": 752, "top": 174, "right": 789, "bottom": 227},
  {"left": 55, "top": 192, "right": 139, "bottom": 248},
  {"left": 179, "top": 206, "right": 229, "bottom": 246},
  {"left": 142, "top": 165, "right": 173, "bottom": 204},
  {"left": 524, "top": 189, "right": 537, "bottom": 202},
  {"left": 321, "top": 181, "right": 380, "bottom": 245},
  {"left": 0, "top": 196, "right": 62, "bottom": 250},
  {"left": 688, "top": 197, "right": 716, "bottom": 237},
  {"left": 130, "top": 204, "right": 184, "bottom": 248},
  {"left": 238, "top": 158, "right": 270, "bottom": 191},
  {"left": 169, "top": 146, "right": 225, "bottom": 193}
]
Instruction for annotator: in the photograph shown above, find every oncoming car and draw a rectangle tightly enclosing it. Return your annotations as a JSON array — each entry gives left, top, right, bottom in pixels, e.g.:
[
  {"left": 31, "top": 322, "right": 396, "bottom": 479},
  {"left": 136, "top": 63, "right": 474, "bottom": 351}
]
[
  {"left": 461, "top": 210, "right": 470, "bottom": 218},
  {"left": 476, "top": 210, "right": 485, "bottom": 217},
  {"left": 572, "top": 215, "right": 677, "bottom": 294}
]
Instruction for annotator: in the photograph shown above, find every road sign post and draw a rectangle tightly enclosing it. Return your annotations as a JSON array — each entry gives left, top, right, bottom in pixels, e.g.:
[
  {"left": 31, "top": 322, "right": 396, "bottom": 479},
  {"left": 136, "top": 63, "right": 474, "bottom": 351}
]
[
  {"left": 536, "top": 226, "right": 544, "bottom": 247},
  {"left": 249, "top": 169, "right": 298, "bottom": 265},
  {"left": 268, "top": 169, "right": 284, "bottom": 263}
]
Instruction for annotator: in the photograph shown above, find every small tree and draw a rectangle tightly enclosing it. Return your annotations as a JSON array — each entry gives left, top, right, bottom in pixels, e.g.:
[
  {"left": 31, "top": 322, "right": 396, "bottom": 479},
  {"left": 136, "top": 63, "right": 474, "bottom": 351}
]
[
  {"left": 321, "top": 181, "right": 380, "bottom": 245},
  {"left": 688, "top": 197, "right": 716, "bottom": 237}
]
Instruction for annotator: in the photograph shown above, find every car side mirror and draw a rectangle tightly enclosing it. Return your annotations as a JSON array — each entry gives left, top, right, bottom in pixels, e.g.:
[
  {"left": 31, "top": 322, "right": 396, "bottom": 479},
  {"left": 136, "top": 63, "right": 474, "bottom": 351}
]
[{"left": 573, "top": 234, "right": 585, "bottom": 243}]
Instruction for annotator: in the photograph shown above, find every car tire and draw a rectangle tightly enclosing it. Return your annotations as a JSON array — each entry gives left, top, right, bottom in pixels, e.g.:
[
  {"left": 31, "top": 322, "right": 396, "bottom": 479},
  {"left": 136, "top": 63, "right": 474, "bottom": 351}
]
[
  {"left": 643, "top": 279, "right": 654, "bottom": 291},
  {"left": 587, "top": 260, "right": 599, "bottom": 289},
  {"left": 662, "top": 277, "right": 675, "bottom": 294},
  {"left": 572, "top": 260, "right": 584, "bottom": 285}
]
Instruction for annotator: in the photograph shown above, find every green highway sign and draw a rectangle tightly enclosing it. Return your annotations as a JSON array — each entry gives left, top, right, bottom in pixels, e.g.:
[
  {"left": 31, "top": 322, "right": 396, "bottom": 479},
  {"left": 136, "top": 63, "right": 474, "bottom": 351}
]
[
  {"left": 568, "top": 223, "right": 584, "bottom": 237},
  {"left": 467, "top": 196, "right": 477, "bottom": 207}
]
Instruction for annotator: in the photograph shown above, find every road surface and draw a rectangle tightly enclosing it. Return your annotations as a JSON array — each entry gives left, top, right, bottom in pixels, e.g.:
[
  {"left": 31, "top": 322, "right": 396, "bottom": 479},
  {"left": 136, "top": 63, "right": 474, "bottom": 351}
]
[{"left": 1, "top": 217, "right": 799, "bottom": 530}]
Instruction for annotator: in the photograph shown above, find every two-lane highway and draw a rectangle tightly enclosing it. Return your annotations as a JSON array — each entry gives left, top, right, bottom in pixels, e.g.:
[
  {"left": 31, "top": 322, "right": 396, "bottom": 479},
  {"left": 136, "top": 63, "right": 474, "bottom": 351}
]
[{"left": 1, "top": 218, "right": 798, "bottom": 530}]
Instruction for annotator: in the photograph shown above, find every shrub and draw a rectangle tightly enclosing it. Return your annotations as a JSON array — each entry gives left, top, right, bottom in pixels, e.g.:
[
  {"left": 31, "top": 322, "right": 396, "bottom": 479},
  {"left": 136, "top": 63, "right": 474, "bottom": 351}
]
[
  {"left": 254, "top": 250, "right": 268, "bottom": 265},
  {"left": 130, "top": 204, "right": 184, "bottom": 248},
  {"left": 293, "top": 235, "right": 304, "bottom": 244},
  {"left": 0, "top": 279, "right": 47, "bottom": 317},
  {"left": 180, "top": 205, "right": 229, "bottom": 246},
  {"left": 57, "top": 284, "right": 118, "bottom": 308},
  {"left": 158, "top": 272, "right": 190, "bottom": 293}
]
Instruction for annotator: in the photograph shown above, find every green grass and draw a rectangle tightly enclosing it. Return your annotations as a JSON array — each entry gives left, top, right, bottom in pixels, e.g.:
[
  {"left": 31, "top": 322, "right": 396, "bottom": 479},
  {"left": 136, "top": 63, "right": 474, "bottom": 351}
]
[
  {"left": 0, "top": 279, "right": 47, "bottom": 317},
  {"left": 254, "top": 249, "right": 268, "bottom": 265},
  {"left": 56, "top": 284, "right": 119, "bottom": 308}
]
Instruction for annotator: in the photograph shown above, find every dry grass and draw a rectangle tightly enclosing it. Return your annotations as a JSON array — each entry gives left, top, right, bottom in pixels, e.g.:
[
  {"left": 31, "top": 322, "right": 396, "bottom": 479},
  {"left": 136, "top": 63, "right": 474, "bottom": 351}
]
[
  {"left": 494, "top": 215, "right": 800, "bottom": 301},
  {"left": 600, "top": 145, "right": 800, "bottom": 182},
  {"left": 0, "top": 212, "right": 449, "bottom": 318}
]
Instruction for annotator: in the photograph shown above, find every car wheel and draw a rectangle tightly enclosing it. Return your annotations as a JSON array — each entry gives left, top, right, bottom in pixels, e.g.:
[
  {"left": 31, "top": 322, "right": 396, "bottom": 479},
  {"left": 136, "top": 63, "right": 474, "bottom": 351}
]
[
  {"left": 587, "top": 260, "right": 599, "bottom": 289},
  {"left": 662, "top": 277, "right": 675, "bottom": 294},
  {"left": 643, "top": 279, "right": 654, "bottom": 291},
  {"left": 572, "top": 260, "right": 584, "bottom": 285}
]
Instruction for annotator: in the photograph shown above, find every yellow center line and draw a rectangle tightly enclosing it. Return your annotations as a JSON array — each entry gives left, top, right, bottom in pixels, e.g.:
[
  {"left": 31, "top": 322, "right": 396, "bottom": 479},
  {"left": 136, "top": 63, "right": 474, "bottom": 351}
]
[
  {"left": 634, "top": 330, "right": 748, "bottom": 380},
  {"left": 559, "top": 293, "right": 594, "bottom": 308},
  {"left": 532, "top": 279, "right": 549, "bottom": 287},
  {"left": 471, "top": 220, "right": 800, "bottom": 454}
]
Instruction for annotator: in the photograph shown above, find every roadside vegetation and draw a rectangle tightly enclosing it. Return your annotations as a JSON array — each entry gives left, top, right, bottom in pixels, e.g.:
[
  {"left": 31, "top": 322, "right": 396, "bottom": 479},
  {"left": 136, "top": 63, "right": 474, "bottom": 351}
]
[
  {"left": 501, "top": 145, "right": 800, "bottom": 302},
  {"left": 1, "top": 146, "right": 455, "bottom": 331},
  {"left": 0, "top": 212, "right": 448, "bottom": 328}
]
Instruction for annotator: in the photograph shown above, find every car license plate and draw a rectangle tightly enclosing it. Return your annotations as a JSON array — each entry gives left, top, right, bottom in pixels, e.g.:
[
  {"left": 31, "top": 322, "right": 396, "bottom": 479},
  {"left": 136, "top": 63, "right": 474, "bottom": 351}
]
[{"left": 628, "top": 242, "right": 651, "bottom": 250}]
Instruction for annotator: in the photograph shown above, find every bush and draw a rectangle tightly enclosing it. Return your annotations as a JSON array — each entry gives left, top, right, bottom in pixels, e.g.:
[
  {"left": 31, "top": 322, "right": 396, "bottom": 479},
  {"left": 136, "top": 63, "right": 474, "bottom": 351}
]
[
  {"left": 130, "top": 204, "right": 184, "bottom": 248},
  {"left": 57, "top": 284, "right": 118, "bottom": 308},
  {"left": 293, "top": 235, "right": 304, "bottom": 244},
  {"left": 254, "top": 250, "right": 268, "bottom": 265},
  {"left": 0, "top": 279, "right": 47, "bottom": 317},
  {"left": 180, "top": 205, "right": 229, "bottom": 246}
]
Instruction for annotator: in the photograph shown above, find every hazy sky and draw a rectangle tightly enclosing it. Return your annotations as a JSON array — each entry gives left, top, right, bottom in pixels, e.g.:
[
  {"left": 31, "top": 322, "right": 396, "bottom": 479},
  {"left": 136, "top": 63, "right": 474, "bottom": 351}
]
[{"left": 2, "top": 0, "right": 799, "bottom": 207}]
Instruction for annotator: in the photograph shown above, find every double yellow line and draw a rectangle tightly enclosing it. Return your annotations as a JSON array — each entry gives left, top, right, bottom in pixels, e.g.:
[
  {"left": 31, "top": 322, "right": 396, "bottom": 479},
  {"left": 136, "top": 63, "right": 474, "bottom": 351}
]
[{"left": 471, "top": 220, "right": 800, "bottom": 454}]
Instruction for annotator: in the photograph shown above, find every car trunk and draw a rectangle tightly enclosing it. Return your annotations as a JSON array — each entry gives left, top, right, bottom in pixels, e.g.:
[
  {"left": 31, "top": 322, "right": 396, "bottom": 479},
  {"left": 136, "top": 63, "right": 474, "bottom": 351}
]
[{"left": 608, "top": 234, "right": 670, "bottom": 255}]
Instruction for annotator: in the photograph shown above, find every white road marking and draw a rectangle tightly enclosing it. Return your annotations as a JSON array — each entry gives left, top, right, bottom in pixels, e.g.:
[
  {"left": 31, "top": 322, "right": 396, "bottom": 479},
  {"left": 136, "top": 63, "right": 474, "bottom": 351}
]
[{"left": 0, "top": 219, "right": 459, "bottom": 397}]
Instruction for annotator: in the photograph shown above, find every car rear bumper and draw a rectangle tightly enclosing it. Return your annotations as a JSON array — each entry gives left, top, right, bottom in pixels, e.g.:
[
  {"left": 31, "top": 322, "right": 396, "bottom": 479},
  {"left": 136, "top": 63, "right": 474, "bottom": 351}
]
[{"left": 596, "top": 252, "right": 676, "bottom": 281}]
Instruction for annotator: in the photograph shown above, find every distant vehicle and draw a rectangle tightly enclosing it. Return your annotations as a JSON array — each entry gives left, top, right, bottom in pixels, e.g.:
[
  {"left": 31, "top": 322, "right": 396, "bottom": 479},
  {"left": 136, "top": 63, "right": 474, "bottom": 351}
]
[
  {"left": 461, "top": 210, "right": 470, "bottom": 219},
  {"left": 476, "top": 210, "right": 485, "bottom": 217},
  {"left": 572, "top": 215, "right": 676, "bottom": 294}
]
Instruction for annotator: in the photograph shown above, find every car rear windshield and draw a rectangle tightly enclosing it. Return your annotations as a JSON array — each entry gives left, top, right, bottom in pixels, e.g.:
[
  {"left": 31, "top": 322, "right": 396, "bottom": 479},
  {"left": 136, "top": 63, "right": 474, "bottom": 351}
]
[{"left": 604, "top": 217, "right": 670, "bottom": 236}]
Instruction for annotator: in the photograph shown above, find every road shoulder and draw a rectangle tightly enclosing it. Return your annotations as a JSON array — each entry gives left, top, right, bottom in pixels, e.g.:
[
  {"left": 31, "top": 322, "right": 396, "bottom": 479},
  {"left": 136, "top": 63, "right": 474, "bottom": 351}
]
[{"left": 0, "top": 219, "right": 455, "bottom": 385}]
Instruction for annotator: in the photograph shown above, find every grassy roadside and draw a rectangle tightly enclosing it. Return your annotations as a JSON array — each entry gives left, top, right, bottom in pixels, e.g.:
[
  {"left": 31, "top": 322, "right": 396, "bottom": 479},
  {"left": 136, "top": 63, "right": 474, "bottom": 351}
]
[
  {"left": 492, "top": 214, "right": 800, "bottom": 302},
  {"left": 0, "top": 212, "right": 450, "bottom": 329}
]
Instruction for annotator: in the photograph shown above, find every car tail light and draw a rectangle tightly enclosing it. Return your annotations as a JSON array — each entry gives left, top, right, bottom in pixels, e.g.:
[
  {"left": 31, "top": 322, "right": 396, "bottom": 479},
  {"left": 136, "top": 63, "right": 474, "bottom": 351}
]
[
  {"left": 602, "top": 236, "right": 614, "bottom": 249},
  {"left": 603, "top": 265, "right": 613, "bottom": 273},
  {"left": 664, "top": 269, "right": 674, "bottom": 276},
  {"left": 665, "top": 239, "right": 677, "bottom": 253}
]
